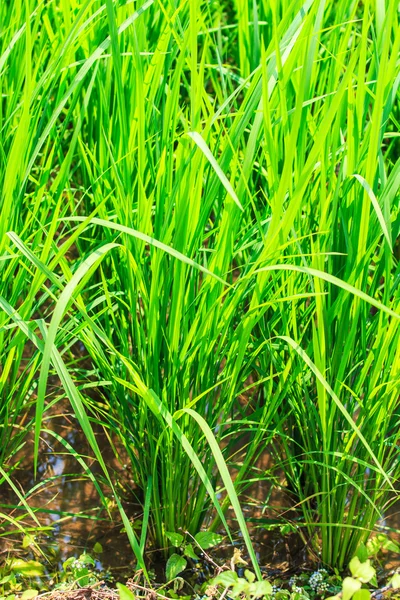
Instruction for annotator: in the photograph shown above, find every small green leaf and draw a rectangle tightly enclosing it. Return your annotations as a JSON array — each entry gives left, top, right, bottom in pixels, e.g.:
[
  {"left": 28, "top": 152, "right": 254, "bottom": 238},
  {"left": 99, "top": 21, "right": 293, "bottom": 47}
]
[
  {"left": 384, "top": 540, "right": 400, "bottom": 553},
  {"left": 353, "top": 590, "right": 371, "bottom": 600},
  {"left": 342, "top": 577, "right": 361, "bottom": 600},
  {"left": 231, "top": 581, "right": 248, "bottom": 597},
  {"left": 355, "top": 543, "right": 368, "bottom": 563},
  {"left": 391, "top": 574, "right": 400, "bottom": 589},
  {"left": 117, "top": 583, "right": 136, "bottom": 600},
  {"left": 350, "top": 557, "right": 361, "bottom": 576},
  {"left": 21, "top": 591, "right": 38, "bottom": 600},
  {"left": 244, "top": 570, "right": 256, "bottom": 583},
  {"left": 194, "top": 531, "right": 223, "bottom": 550},
  {"left": 79, "top": 553, "right": 95, "bottom": 567},
  {"left": 75, "top": 568, "right": 90, "bottom": 587},
  {"left": 349, "top": 558, "right": 375, "bottom": 583},
  {"left": 9, "top": 560, "right": 44, "bottom": 577},
  {"left": 183, "top": 544, "right": 198, "bottom": 560},
  {"left": 63, "top": 557, "right": 75, "bottom": 572},
  {"left": 165, "top": 532, "right": 184, "bottom": 548},
  {"left": 93, "top": 542, "right": 103, "bottom": 554},
  {"left": 280, "top": 524, "right": 296, "bottom": 535},
  {"left": 251, "top": 580, "right": 273, "bottom": 598},
  {"left": 22, "top": 536, "right": 34, "bottom": 549},
  {"left": 213, "top": 571, "right": 239, "bottom": 587},
  {"left": 166, "top": 554, "right": 187, "bottom": 581}
]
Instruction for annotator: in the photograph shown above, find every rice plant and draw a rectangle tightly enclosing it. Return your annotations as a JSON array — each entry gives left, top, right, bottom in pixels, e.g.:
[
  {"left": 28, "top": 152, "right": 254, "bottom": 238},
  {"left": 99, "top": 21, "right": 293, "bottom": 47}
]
[
  {"left": 0, "top": 0, "right": 399, "bottom": 572},
  {"left": 250, "top": 0, "right": 400, "bottom": 568}
]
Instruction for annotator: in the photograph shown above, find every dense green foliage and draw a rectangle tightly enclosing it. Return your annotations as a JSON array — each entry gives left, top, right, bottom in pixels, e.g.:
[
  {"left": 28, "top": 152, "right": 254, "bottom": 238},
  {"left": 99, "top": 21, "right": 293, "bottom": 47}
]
[{"left": 0, "top": 0, "right": 399, "bottom": 573}]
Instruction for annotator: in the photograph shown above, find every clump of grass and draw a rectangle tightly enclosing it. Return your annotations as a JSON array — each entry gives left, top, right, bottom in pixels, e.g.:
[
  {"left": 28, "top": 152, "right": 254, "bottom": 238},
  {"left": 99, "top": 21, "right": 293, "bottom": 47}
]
[
  {"left": 0, "top": 0, "right": 399, "bottom": 573},
  {"left": 252, "top": 0, "right": 400, "bottom": 568},
  {"left": 1, "top": 0, "right": 312, "bottom": 557}
]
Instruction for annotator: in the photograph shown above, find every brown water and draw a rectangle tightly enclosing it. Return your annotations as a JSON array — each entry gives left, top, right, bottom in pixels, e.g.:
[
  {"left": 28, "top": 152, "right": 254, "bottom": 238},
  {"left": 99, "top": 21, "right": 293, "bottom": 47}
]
[
  {"left": 1, "top": 409, "right": 399, "bottom": 581},
  {"left": 0, "top": 411, "right": 136, "bottom": 579}
]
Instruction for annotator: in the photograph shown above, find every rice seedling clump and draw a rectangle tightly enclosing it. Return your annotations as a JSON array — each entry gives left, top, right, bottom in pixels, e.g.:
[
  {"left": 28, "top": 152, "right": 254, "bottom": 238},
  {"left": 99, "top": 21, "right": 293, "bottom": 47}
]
[{"left": 0, "top": 0, "right": 399, "bottom": 589}]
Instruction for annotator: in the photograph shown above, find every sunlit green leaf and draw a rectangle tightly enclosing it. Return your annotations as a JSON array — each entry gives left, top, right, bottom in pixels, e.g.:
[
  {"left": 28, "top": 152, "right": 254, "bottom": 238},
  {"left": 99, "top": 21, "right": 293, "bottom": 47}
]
[
  {"left": 342, "top": 577, "right": 362, "bottom": 600},
  {"left": 117, "top": 583, "right": 136, "bottom": 600},
  {"left": 165, "top": 554, "right": 187, "bottom": 582},
  {"left": 194, "top": 532, "right": 224, "bottom": 550},
  {"left": 165, "top": 532, "right": 184, "bottom": 548}
]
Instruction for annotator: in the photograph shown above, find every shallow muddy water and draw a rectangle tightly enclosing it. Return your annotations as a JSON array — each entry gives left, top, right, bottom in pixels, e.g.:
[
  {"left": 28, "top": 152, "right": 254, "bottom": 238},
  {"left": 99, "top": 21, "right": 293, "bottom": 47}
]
[
  {"left": 1, "top": 409, "right": 399, "bottom": 582},
  {"left": 1, "top": 412, "right": 136, "bottom": 579}
]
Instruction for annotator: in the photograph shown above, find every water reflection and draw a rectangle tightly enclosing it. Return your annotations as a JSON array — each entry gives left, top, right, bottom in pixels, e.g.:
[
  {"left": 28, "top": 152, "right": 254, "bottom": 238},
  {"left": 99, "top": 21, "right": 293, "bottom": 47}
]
[{"left": 1, "top": 408, "right": 399, "bottom": 580}]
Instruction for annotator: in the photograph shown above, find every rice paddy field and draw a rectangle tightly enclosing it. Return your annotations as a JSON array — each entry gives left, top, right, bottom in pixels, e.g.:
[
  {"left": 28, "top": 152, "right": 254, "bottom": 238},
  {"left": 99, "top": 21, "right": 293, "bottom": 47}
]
[{"left": 0, "top": 0, "right": 400, "bottom": 598}]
